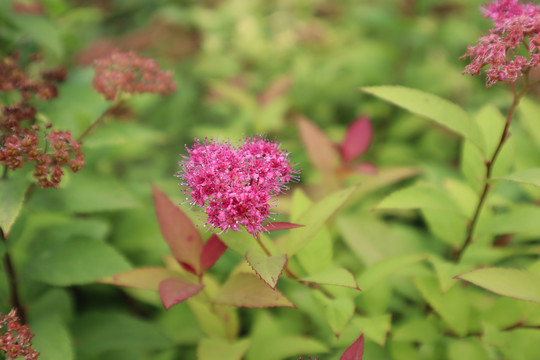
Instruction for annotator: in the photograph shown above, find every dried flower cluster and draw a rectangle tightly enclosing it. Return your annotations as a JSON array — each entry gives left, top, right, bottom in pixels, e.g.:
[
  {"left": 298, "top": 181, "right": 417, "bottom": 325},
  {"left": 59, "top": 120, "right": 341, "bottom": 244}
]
[
  {"left": 92, "top": 51, "right": 177, "bottom": 100},
  {"left": 462, "top": 0, "right": 540, "bottom": 86},
  {"left": 0, "top": 54, "right": 84, "bottom": 189},
  {"left": 178, "top": 136, "right": 298, "bottom": 234},
  {"left": 0, "top": 309, "right": 39, "bottom": 360}
]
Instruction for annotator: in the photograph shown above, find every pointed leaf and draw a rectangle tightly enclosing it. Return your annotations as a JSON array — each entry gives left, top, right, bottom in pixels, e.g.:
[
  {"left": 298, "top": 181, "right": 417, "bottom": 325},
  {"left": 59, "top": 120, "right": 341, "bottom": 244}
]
[
  {"left": 201, "top": 234, "right": 227, "bottom": 272},
  {"left": 198, "top": 338, "right": 251, "bottom": 360},
  {"left": 375, "top": 183, "right": 463, "bottom": 213},
  {"left": 246, "top": 250, "right": 287, "bottom": 289},
  {"left": 97, "top": 267, "right": 182, "bottom": 291},
  {"left": 297, "top": 115, "right": 341, "bottom": 174},
  {"left": 352, "top": 315, "right": 391, "bottom": 346},
  {"left": 159, "top": 277, "right": 204, "bottom": 310},
  {"left": 214, "top": 273, "right": 295, "bottom": 308},
  {"left": 313, "top": 292, "right": 355, "bottom": 336},
  {"left": 287, "top": 186, "right": 357, "bottom": 255},
  {"left": 361, "top": 86, "right": 485, "bottom": 154},
  {"left": 492, "top": 168, "right": 540, "bottom": 187},
  {"left": 457, "top": 267, "right": 540, "bottom": 303},
  {"left": 302, "top": 267, "right": 360, "bottom": 290},
  {"left": 341, "top": 116, "right": 373, "bottom": 163},
  {"left": 263, "top": 222, "right": 304, "bottom": 232},
  {"left": 415, "top": 276, "right": 470, "bottom": 336},
  {"left": 340, "top": 334, "right": 364, "bottom": 360},
  {"left": 26, "top": 239, "right": 131, "bottom": 286},
  {"left": 152, "top": 185, "right": 203, "bottom": 275},
  {"left": 0, "top": 176, "right": 29, "bottom": 237},
  {"left": 358, "top": 254, "right": 427, "bottom": 291}
]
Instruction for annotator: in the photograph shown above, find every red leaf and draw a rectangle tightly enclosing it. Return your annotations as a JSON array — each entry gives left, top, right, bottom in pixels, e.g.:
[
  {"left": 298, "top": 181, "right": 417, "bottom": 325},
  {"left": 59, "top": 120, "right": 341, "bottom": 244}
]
[
  {"left": 200, "top": 234, "right": 227, "bottom": 272},
  {"left": 263, "top": 222, "right": 304, "bottom": 232},
  {"left": 152, "top": 185, "right": 203, "bottom": 275},
  {"left": 340, "top": 334, "right": 364, "bottom": 360},
  {"left": 340, "top": 116, "right": 373, "bottom": 164},
  {"left": 297, "top": 115, "right": 341, "bottom": 174},
  {"left": 214, "top": 273, "right": 295, "bottom": 308},
  {"left": 159, "top": 277, "right": 204, "bottom": 310}
]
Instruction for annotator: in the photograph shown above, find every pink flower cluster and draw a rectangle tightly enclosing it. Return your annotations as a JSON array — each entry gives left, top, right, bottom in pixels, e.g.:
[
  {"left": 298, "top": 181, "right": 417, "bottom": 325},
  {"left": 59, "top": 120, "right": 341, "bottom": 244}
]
[
  {"left": 0, "top": 309, "right": 38, "bottom": 360},
  {"left": 92, "top": 51, "right": 176, "bottom": 100},
  {"left": 462, "top": 0, "right": 540, "bottom": 86},
  {"left": 177, "top": 136, "right": 298, "bottom": 234}
]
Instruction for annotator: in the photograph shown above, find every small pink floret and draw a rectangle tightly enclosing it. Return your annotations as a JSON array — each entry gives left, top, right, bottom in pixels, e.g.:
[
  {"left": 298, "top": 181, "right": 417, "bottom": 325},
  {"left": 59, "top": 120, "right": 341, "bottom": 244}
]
[
  {"left": 462, "top": 0, "right": 540, "bottom": 86},
  {"left": 177, "top": 136, "right": 298, "bottom": 235}
]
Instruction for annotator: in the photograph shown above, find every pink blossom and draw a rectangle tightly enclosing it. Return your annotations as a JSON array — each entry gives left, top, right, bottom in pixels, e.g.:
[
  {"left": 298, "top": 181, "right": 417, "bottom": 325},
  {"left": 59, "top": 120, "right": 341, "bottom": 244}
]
[
  {"left": 462, "top": 0, "right": 540, "bottom": 86},
  {"left": 177, "top": 136, "right": 298, "bottom": 234}
]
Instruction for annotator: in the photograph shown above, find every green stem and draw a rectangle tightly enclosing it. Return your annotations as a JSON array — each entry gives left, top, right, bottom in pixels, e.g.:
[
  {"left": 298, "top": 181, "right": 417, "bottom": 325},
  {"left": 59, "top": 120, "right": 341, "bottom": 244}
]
[
  {"left": 0, "top": 228, "right": 26, "bottom": 323},
  {"left": 456, "top": 81, "right": 530, "bottom": 261},
  {"left": 77, "top": 96, "right": 122, "bottom": 142}
]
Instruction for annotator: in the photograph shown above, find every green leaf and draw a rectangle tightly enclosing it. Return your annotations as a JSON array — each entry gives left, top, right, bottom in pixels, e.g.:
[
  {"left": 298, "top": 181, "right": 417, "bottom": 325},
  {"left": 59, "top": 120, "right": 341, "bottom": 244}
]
[
  {"left": 448, "top": 338, "right": 489, "bottom": 360},
  {"left": 492, "top": 168, "right": 540, "bottom": 187},
  {"left": 286, "top": 186, "right": 357, "bottom": 255},
  {"left": 0, "top": 175, "right": 30, "bottom": 236},
  {"left": 393, "top": 316, "right": 439, "bottom": 343},
  {"left": 476, "top": 205, "right": 540, "bottom": 237},
  {"left": 187, "top": 300, "right": 229, "bottom": 339},
  {"left": 295, "top": 225, "right": 333, "bottom": 274},
  {"left": 457, "top": 267, "right": 540, "bottom": 303},
  {"left": 26, "top": 238, "right": 131, "bottom": 286},
  {"left": 301, "top": 267, "right": 360, "bottom": 290},
  {"left": 519, "top": 98, "right": 540, "bottom": 146},
  {"left": 473, "top": 105, "right": 505, "bottom": 160},
  {"left": 415, "top": 276, "right": 470, "bottom": 336},
  {"left": 360, "top": 86, "right": 485, "bottom": 153},
  {"left": 245, "top": 250, "right": 287, "bottom": 289},
  {"left": 422, "top": 209, "right": 468, "bottom": 247},
  {"left": 351, "top": 314, "right": 392, "bottom": 346},
  {"left": 248, "top": 336, "right": 328, "bottom": 360},
  {"left": 214, "top": 273, "right": 295, "bottom": 308},
  {"left": 26, "top": 175, "right": 140, "bottom": 212},
  {"left": 358, "top": 254, "right": 427, "bottom": 291},
  {"left": 31, "top": 315, "right": 74, "bottom": 360},
  {"left": 72, "top": 311, "right": 173, "bottom": 359},
  {"left": 10, "top": 14, "right": 63, "bottom": 57},
  {"left": 429, "top": 256, "right": 473, "bottom": 293},
  {"left": 198, "top": 338, "right": 250, "bottom": 360},
  {"left": 313, "top": 292, "right": 354, "bottom": 336},
  {"left": 375, "top": 182, "right": 463, "bottom": 213}
]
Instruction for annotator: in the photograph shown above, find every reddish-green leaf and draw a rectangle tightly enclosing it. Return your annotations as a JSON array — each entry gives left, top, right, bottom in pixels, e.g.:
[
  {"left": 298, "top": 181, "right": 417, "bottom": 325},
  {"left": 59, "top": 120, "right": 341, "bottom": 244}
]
[
  {"left": 159, "top": 277, "right": 204, "bottom": 310},
  {"left": 152, "top": 185, "right": 203, "bottom": 275},
  {"left": 297, "top": 115, "right": 341, "bottom": 174},
  {"left": 97, "top": 267, "right": 182, "bottom": 291},
  {"left": 201, "top": 234, "right": 227, "bottom": 272},
  {"left": 457, "top": 267, "right": 540, "bottom": 303},
  {"left": 263, "top": 222, "right": 304, "bottom": 232},
  {"left": 340, "top": 116, "right": 372, "bottom": 163},
  {"left": 246, "top": 250, "right": 287, "bottom": 289},
  {"left": 340, "top": 334, "right": 364, "bottom": 360},
  {"left": 302, "top": 267, "right": 361, "bottom": 290},
  {"left": 214, "top": 273, "right": 295, "bottom": 308}
]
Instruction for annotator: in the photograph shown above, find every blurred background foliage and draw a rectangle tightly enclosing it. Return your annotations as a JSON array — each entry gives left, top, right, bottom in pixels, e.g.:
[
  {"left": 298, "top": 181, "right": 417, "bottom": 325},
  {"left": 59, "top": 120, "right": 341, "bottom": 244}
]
[{"left": 2, "top": 0, "right": 539, "bottom": 359}]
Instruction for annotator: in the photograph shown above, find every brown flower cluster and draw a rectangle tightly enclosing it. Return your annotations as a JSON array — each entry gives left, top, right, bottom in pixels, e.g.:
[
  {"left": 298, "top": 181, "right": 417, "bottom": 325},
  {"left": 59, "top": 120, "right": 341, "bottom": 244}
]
[
  {"left": 0, "top": 54, "right": 84, "bottom": 189},
  {"left": 92, "top": 51, "right": 176, "bottom": 100},
  {"left": 0, "top": 309, "right": 39, "bottom": 360}
]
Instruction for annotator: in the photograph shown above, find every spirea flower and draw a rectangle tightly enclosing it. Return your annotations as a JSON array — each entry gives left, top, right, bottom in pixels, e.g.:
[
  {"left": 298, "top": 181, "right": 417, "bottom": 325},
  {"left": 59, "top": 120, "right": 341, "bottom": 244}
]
[
  {"left": 177, "top": 136, "right": 298, "bottom": 234},
  {"left": 0, "top": 309, "right": 39, "bottom": 360},
  {"left": 92, "top": 51, "right": 176, "bottom": 100},
  {"left": 461, "top": 0, "right": 540, "bottom": 86}
]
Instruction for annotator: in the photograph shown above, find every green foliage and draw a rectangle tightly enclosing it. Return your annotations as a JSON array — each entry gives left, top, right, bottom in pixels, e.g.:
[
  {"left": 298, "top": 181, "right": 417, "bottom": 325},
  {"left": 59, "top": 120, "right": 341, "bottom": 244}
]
[{"left": 1, "top": 0, "right": 539, "bottom": 359}]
